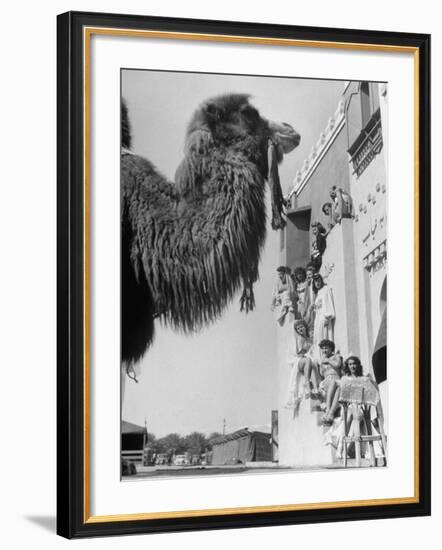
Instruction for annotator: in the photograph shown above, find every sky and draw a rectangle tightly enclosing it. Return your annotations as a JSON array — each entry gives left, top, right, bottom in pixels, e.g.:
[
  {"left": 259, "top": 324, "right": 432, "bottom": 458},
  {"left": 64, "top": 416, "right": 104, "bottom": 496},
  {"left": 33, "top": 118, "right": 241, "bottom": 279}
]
[{"left": 121, "top": 69, "right": 344, "bottom": 437}]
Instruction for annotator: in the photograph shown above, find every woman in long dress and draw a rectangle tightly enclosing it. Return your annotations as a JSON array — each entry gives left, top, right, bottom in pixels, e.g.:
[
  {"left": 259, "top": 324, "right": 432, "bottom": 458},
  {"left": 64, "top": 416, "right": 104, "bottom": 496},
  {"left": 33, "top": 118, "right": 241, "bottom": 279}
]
[
  {"left": 292, "top": 266, "right": 308, "bottom": 319},
  {"left": 271, "top": 266, "right": 296, "bottom": 326},
  {"left": 311, "top": 273, "right": 335, "bottom": 351}
]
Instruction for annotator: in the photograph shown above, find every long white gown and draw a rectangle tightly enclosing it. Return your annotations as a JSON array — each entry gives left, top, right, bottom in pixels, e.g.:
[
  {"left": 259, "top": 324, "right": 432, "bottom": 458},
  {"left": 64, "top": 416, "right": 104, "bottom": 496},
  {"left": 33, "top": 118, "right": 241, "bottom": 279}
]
[
  {"left": 271, "top": 275, "right": 295, "bottom": 326},
  {"left": 312, "top": 285, "right": 335, "bottom": 358}
]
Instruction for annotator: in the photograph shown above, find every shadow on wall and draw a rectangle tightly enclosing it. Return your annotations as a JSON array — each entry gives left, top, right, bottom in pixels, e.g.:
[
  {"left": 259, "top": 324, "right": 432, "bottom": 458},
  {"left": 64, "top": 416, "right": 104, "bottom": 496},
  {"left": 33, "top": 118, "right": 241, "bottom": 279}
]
[{"left": 372, "top": 276, "right": 387, "bottom": 384}]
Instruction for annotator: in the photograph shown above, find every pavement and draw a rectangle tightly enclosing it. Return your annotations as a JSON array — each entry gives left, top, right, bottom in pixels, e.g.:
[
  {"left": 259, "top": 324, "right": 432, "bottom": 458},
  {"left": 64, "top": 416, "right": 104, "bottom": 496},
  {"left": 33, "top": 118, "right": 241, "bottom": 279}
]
[{"left": 122, "top": 463, "right": 329, "bottom": 479}]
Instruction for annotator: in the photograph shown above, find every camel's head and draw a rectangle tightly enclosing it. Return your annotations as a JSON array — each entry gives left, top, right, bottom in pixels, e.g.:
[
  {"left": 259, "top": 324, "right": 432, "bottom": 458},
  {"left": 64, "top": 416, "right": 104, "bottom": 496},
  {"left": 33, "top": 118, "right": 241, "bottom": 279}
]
[
  {"left": 186, "top": 93, "right": 300, "bottom": 167},
  {"left": 184, "top": 94, "right": 300, "bottom": 229}
]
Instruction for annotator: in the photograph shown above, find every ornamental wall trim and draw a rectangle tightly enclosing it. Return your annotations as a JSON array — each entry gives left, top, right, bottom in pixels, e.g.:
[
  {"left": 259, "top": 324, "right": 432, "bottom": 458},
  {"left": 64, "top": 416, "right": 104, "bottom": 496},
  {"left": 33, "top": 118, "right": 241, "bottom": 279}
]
[{"left": 288, "top": 100, "right": 346, "bottom": 201}]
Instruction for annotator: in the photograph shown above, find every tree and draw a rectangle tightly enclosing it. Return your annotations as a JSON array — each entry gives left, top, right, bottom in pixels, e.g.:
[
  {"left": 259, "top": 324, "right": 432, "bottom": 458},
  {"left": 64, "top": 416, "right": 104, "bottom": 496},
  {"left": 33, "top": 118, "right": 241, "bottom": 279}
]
[
  {"left": 183, "top": 432, "right": 207, "bottom": 454},
  {"left": 156, "top": 433, "right": 186, "bottom": 454}
]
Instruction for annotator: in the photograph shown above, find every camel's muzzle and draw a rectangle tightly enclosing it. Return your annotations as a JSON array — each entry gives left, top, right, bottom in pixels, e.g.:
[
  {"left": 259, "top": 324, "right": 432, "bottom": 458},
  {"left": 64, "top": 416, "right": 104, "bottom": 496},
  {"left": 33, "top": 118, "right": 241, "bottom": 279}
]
[{"left": 268, "top": 121, "right": 301, "bottom": 154}]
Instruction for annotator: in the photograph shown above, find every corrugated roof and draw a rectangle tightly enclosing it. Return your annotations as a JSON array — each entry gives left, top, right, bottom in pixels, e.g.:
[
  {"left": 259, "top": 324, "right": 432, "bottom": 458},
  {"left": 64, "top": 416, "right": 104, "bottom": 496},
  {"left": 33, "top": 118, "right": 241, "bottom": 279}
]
[
  {"left": 121, "top": 420, "right": 146, "bottom": 434},
  {"left": 210, "top": 429, "right": 270, "bottom": 446}
]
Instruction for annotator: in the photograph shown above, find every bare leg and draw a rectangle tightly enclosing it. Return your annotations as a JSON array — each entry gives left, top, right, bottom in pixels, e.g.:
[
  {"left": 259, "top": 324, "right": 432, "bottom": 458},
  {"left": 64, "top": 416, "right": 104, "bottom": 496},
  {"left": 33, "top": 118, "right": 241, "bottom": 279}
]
[
  {"left": 297, "top": 357, "right": 311, "bottom": 398},
  {"left": 326, "top": 384, "right": 341, "bottom": 420},
  {"left": 308, "top": 361, "right": 320, "bottom": 393},
  {"left": 323, "top": 380, "right": 339, "bottom": 422},
  {"left": 277, "top": 306, "right": 289, "bottom": 326},
  {"left": 326, "top": 380, "right": 338, "bottom": 412},
  {"left": 297, "top": 357, "right": 307, "bottom": 375}
]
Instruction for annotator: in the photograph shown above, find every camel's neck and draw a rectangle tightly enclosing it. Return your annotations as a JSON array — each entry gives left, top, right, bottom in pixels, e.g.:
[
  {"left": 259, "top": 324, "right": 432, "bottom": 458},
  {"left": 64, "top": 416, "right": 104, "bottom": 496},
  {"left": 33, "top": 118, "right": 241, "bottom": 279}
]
[
  {"left": 157, "top": 146, "right": 268, "bottom": 331},
  {"left": 175, "top": 147, "right": 267, "bottom": 267}
]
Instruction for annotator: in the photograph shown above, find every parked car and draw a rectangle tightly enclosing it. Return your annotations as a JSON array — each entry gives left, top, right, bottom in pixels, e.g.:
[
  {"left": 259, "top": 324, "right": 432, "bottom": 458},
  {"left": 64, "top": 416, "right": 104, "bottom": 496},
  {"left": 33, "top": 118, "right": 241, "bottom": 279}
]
[
  {"left": 173, "top": 454, "right": 189, "bottom": 466},
  {"left": 155, "top": 453, "right": 169, "bottom": 465}
]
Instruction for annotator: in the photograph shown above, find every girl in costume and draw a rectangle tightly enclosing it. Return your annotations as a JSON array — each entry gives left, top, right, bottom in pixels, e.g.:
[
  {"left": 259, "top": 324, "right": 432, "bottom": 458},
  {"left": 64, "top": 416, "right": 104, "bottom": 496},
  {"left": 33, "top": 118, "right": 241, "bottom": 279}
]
[{"left": 286, "top": 320, "right": 320, "bottom": 409}]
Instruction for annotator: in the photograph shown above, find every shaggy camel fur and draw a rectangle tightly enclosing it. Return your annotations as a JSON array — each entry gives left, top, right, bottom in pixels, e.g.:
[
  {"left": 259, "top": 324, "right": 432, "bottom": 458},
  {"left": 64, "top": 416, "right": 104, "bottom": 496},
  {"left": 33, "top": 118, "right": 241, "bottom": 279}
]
[{"left": 121, "top": 93, "right": 300, "bottom": 364}]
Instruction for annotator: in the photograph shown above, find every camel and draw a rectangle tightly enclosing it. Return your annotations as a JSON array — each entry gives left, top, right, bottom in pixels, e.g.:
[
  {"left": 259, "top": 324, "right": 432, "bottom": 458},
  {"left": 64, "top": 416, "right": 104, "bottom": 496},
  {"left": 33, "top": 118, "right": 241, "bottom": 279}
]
[{"left": 121, "top": 93, "right": 300, "bottom": 366}]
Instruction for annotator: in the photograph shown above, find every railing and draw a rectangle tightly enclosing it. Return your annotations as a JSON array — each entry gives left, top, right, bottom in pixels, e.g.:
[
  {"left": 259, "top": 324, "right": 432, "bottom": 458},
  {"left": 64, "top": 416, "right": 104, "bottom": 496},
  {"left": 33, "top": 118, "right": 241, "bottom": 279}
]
[
  {"left": 121, "top": 450, "right": 144, "bottom": 464},
  {"left": 348, "top": 110, "right": 383, "bottom": 177}
]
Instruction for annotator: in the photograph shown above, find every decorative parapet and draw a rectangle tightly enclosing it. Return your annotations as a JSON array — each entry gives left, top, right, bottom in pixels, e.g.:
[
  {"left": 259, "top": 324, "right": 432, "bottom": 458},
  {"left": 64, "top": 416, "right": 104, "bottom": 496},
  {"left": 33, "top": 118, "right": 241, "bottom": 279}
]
[{"left": 288, "top": 98, "right": 346, "bottom": 200}]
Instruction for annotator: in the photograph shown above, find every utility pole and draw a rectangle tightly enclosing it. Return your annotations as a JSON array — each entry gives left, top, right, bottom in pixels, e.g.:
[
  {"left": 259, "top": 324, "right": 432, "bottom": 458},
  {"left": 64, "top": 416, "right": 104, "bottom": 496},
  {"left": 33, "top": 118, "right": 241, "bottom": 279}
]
[{"left": 222, "top": 418, "right": 226, "bottom": 435}]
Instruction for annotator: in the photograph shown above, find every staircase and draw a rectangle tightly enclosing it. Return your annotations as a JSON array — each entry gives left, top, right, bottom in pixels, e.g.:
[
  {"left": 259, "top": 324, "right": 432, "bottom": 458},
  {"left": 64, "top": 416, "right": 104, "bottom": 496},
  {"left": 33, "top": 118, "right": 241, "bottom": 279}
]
[{"left": 278, "top": 387, "right": 336, "bottom": 468}]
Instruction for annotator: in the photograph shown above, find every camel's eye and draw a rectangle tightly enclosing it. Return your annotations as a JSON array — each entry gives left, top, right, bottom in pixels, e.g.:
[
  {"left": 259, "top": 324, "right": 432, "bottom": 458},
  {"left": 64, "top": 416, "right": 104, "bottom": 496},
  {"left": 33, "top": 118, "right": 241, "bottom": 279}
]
[{"left": 240, "top": 104, "right": 259, "bottom": 123}]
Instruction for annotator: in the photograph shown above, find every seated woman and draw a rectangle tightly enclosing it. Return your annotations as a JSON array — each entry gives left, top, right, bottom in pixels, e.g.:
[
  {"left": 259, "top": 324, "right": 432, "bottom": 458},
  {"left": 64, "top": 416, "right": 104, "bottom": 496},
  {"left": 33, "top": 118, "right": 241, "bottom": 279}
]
[
  {"left": 271, "top": 266, "right": 295, "bottom": 326},
  {"left": 324, "top": 355, "right": 365, "bottom": 425},
  {"left": 338, "top": 356, "right": 383, "bottom": 460},
  {"left": 317, "top": 339, "right": 342, "bottom": 424},
  {"left": 322, "top": 356, "right": 365, "bottom": 455},
  {"left": 343, "top": 355, "right": 364, "bottom": 378},
  {"left": 286, "top": 320, "right": 320, "bottom": 409}
]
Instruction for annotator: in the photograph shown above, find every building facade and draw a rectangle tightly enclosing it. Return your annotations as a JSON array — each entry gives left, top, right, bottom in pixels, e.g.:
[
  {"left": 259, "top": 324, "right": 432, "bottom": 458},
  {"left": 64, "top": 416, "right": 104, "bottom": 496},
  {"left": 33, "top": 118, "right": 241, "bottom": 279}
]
[{"left": 277, "top": 81, "right": 388, "bottom": 467}]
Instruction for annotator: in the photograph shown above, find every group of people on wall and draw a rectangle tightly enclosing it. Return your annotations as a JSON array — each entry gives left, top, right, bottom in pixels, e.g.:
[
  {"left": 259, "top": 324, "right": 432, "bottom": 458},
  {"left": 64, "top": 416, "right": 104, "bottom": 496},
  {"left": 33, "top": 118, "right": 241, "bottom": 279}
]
[{"left": 270, "top": 185, "right": 368, "bottom": 426}]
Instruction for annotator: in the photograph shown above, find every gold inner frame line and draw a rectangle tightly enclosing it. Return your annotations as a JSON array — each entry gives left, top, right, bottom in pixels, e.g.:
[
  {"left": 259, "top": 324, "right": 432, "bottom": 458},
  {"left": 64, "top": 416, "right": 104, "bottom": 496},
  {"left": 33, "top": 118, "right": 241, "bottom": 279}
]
[{"left": 82, "top": 26, "right": 420, "bottom": 524}]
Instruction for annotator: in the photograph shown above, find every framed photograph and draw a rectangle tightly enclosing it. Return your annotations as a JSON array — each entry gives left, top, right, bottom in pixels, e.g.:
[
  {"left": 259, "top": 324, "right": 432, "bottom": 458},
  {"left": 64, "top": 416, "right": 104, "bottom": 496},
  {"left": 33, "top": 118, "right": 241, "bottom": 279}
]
[{"left": 57, "top": 11, "right": 431, "bottom": 538}]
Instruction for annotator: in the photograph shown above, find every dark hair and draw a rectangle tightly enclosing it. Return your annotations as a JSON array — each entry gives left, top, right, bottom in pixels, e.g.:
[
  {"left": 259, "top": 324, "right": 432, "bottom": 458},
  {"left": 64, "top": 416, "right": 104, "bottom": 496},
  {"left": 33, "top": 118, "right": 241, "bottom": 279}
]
[
  {"left": 322, "top": 202, "right": 332, "bottom": 215},
  {"left": 276, "top": 266, "right": 287, "bottom": 273},
  {"left": 343, "top": 356, "right": 363, "bottom": 377},
  {"left": 306, "top": 262, "right": 317, "bottom": 273},
  {"left": 319, "top": 339, "right": 335, "bottom": 351},
  {"left": 313, "top": 273, "right": 325, "bottom": 290},
  {"left": 311, "top": 221, "right": 326, "bottom": 235},
  {"left": 294, "top": 319, "right": 309, "bottom": 338},
  {"left": 293, "top": 266, "right": 306, "bottom": 281}
]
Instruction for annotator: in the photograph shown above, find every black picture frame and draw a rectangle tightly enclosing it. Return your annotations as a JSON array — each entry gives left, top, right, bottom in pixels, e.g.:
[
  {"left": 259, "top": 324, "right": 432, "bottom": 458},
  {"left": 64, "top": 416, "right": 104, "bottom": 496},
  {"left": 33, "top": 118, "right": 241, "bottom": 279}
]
[{"left": 57, "top": 10, "right": 431, "bottom": 539}]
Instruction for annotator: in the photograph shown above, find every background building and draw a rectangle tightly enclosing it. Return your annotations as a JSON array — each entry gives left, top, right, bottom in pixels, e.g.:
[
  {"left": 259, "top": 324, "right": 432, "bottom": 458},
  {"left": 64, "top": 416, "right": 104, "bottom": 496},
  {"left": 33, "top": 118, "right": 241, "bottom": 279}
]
[
  {"left": 210, "top": 428, "right": 272, "bottom": 465},
  {"left": 121, "top": 420, "right": 148, "bottom": 466}
]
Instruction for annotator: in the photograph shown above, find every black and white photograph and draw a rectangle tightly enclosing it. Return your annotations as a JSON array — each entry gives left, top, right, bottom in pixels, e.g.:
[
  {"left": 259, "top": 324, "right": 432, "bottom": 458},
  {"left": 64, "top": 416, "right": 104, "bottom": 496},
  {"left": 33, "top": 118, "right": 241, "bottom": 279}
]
[
  {"left": 0, "top": 0, "right": 434, "bottom": 544},
  {"left": 120, "top": 70, "right": 388, "bottom": 478}
]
